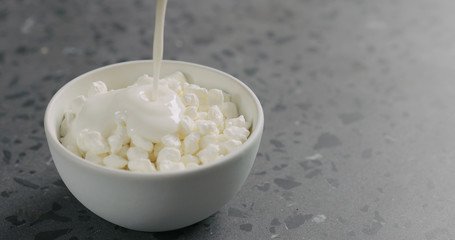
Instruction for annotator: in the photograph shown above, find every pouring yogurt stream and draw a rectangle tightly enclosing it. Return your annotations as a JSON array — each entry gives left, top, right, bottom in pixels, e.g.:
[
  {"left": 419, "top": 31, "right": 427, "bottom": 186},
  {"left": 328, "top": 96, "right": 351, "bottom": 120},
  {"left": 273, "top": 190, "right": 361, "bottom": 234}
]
[
  {"left": 59, "top": 0, "right": 252, "bottom": 172},
  {"left": 152, "top": 0, "right": 167, "bottom": 101}
]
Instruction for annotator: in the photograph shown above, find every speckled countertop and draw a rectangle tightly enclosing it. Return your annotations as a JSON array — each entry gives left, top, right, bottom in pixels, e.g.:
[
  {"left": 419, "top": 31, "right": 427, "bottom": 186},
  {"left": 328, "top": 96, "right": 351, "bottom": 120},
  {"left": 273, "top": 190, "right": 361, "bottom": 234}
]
[{"left": 2, "top": 0, "right": 455, "bottom": 239}]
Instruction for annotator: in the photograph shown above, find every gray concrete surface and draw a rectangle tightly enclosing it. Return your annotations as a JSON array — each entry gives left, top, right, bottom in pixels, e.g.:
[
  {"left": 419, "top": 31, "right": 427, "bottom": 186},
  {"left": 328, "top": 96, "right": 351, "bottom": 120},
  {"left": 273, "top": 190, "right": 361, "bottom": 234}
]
[{"left": 2, "top": 0, "right": 455, "bottom": 239}]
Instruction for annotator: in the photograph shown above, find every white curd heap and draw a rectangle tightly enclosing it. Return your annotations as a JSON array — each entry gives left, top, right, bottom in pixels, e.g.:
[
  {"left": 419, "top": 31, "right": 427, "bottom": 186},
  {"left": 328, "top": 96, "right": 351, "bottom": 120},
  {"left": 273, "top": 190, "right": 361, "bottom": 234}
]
[{"left": 59, "top": 72, "right": 251, "bottom": 172}]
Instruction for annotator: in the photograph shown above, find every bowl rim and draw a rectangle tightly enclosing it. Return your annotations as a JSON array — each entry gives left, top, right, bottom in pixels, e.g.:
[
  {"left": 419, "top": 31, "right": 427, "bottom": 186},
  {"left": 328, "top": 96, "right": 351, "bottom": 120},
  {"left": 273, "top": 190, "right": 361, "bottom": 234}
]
[{"left": 44, "top": 60, "right": 264, "bottom": 179}]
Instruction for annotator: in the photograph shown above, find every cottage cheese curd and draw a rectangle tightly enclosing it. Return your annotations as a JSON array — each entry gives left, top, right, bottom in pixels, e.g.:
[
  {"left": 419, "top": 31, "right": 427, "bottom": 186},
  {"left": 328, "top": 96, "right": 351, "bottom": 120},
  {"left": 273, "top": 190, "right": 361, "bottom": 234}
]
[{"left": 59, "top": 72, "right": 251, "bottom": 172}]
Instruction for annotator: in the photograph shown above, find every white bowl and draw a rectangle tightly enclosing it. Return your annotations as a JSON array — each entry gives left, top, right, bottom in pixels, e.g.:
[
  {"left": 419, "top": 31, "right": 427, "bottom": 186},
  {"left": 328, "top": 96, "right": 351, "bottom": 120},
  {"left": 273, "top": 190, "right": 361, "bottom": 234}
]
[{"left": 44, "top": 60, "right": 264, "bottom": 232}]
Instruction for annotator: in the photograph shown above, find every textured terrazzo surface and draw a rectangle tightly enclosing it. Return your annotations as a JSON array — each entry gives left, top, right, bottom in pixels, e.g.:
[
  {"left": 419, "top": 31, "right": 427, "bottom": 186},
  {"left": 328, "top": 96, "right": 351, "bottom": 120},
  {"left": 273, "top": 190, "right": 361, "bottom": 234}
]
[{"left": 2, "top": 0, "right": 455, "bottom": 239}]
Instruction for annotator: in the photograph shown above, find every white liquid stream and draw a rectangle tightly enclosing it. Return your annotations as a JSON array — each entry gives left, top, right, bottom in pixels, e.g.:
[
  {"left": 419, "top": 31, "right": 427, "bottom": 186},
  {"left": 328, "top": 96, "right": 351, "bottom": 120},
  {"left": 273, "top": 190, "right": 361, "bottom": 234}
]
[{"left": 152, "top": 0, "right": 167, "bottom": 100}]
